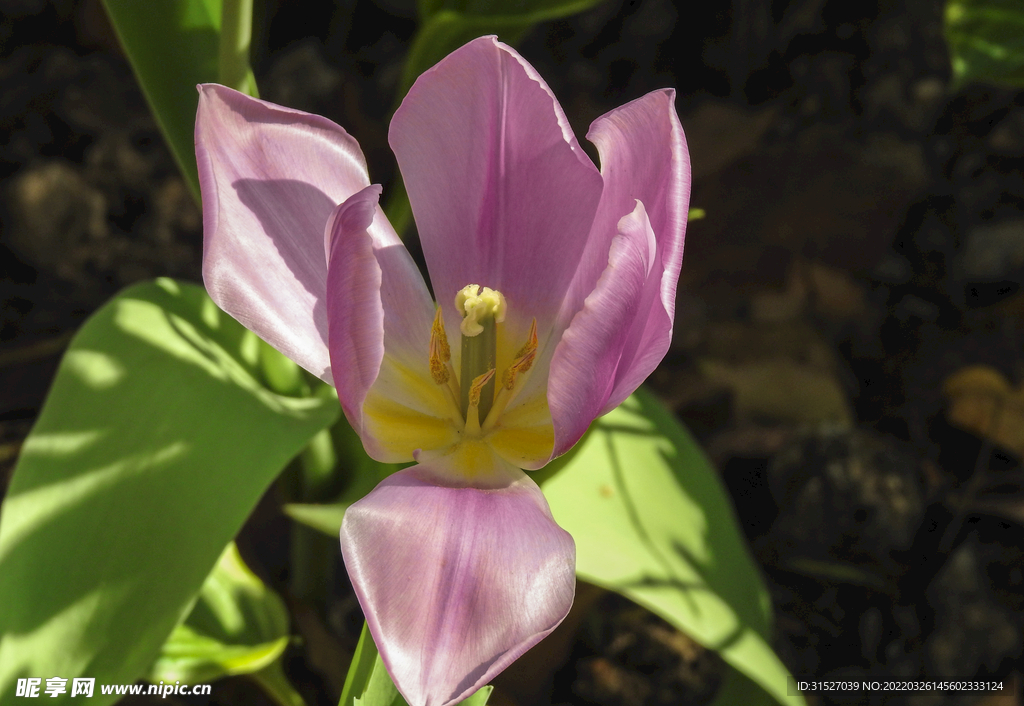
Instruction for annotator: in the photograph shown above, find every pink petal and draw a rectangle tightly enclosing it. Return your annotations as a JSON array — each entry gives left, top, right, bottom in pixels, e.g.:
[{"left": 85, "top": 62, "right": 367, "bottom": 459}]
[
  {"left": 325, "top": 186, "right": 439, "bottom": 461},
  {"left": 554, "top": 90, "right": 690, "bottom": 426},
  {"left": 548, "top": 201, "right": 657, "bottom": 455},
  {"left": 341, "top": 463, "right": 576, "bottom": 706},
  {"left": 196, "top": 84, "right": 372, "bottom": 383},
  {"left": 389, "top": 36, "right": 603, "bottom": 342}
]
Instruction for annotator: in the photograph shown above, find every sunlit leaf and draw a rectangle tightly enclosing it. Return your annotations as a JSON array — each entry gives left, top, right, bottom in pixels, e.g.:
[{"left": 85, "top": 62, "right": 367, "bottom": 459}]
[
  {"left": 151, "top": 542, "right": 306, "bottom": 706},
  {"left": 284, "top": 502, "right": 351, "bottom": 537},
  {"left": 538, "top": 388, "right": 804, "bottom": 706},
  {"left": 945, "top": 0, "right": 1024, "bottom": 87},
  {"left": 0, "top": 279, "right": 338, "bottom": 705},
  {"left": 150, "top": 542, "right": 290, "bottom": 683}
]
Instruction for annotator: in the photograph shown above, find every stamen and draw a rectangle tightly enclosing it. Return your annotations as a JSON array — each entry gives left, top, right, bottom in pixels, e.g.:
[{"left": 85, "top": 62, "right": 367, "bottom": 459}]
[
  {"left": 485, "top": 318, "right": 539, "bottom": 432},
  {"left": 468, "top": 369, "right": 495, "bottom": 409},
  {"left": 429, "top": 307, "right": 451, "bottom": 385},
  {"left": 428, "top": 307, "right": 464, "bottom": 423},
  {"left": 465, "top": 369, "right": 495, "bottom": 435},
  {"left": 500, "top": 319, "right": 538, "bottom": 391}
]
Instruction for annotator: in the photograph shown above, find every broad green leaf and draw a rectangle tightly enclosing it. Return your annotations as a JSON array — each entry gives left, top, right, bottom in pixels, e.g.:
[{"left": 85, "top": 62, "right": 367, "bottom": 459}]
[
  {"left": 539, "top": 388, "right": 803, "bottom": 706},
  {"left": 0, "top": 279, "right": 339, "bottom": 705},
  {"left": 102, "top": 0, "right": 257, "bottom": 200},
  {"left": 945, "top": 0, "right": 1024, "bottom": 87},
  {"left": 711, "top": 665, "right": 782, "bottom": 706},
  {"left": 149, "top": 542, "right": 291, "bottom": 683}
]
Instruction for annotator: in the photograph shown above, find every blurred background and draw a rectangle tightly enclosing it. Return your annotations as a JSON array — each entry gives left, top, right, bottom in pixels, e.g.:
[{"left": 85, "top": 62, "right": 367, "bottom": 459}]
[{"left": 1, "top": 0, "right": 1022, "bottom": 704}]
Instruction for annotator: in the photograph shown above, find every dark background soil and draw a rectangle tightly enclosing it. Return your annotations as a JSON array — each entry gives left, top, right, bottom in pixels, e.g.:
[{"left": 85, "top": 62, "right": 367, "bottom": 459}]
[{"left": 1, "top": 0, "right": 1023, "bottom": 705}]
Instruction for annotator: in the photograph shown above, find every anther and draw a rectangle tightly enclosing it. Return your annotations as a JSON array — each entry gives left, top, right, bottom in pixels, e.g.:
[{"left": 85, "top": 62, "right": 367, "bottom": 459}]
[
  {"left": 465, "top": 369, "right": 496, "bottom": 435},
  {"left": 429, "top": 308, "right": 451, "bottom": 385},
  {"left": 501, "top": 319, "right": 538, "bottom": 390},
  {"left": 468, "top": 369, "right": 496, "bottom": 409}
]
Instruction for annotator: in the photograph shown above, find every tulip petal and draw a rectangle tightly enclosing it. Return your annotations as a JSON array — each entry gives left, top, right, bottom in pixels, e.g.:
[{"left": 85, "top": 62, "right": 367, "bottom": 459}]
[
  {"left": 196, "top": 84, "right": 372, "bottom": 383},
  {"left": 552, "top": 90, "right": 690, "bottom": 438},
  {"left": 548, "top": 201, "right": 657, "bottom": 455},
  {"left": 325, "top": 186, "right": 450, "bottom": 462},
  {"left": 390, "top": 36, "right": 603, "bottom": 345},
  {"left": 341, "top": 463, "right": 576, "bottom": 706}
]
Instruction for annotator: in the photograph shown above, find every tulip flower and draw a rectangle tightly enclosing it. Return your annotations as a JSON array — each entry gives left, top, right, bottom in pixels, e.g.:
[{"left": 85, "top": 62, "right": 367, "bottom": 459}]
[{"left": 196, "top": 36, "right": 689, "bottom": 706}]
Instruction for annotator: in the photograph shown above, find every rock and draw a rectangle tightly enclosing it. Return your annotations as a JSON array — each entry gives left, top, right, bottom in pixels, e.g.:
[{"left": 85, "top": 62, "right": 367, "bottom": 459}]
[
  {"left": 5, "top": 160, "right": 107, "bottom": 281},
  {"left": 572, "top": 594, "right": 724, "bottom": 706},
  {"left": 961, "top": 219, "right": 1024, "bottom": 282},
  {"left": 768, "top": 428, "right": 925, "bottom": 563},
  {"left": 925, "top": 534, "right": 1022, "bottom": 693}
]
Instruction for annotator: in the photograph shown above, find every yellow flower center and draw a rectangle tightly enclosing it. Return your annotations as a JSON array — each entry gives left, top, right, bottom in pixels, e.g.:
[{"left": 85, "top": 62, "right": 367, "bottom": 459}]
[
  {"left": 360, "top": 283, "right": 552, "bottom": 479},
  {"left": 428, "top": 285, "right": 538, "bottom": 441}
]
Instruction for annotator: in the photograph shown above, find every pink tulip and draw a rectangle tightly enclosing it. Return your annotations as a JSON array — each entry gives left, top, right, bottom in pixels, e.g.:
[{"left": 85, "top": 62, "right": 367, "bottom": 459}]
[{"left": 196, "top": 36, "right": 689, "bottom": 706}]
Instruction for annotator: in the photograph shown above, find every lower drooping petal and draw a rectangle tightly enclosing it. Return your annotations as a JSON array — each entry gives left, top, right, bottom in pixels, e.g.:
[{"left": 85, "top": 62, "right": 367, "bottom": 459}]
[{"left": 340, "top": 464, "right": 576, "bottom": 706}]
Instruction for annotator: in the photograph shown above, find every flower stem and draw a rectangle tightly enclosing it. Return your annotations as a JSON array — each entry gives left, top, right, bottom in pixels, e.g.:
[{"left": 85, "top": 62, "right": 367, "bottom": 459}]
[
  {"left": 252, "top": 658, "right": 309, "bottom": 706},
  {"left": 219, "top": 0, "right": 259, "bottom": 97}
]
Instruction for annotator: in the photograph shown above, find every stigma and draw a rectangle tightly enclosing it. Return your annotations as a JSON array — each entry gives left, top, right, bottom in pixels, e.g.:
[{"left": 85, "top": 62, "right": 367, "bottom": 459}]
[{"left": 455, "top": 285, "right": 506, "bottom": 337}]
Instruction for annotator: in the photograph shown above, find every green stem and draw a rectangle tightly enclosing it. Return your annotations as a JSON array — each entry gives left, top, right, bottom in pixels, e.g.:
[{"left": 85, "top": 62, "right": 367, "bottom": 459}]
[
  {"left": 339, "top": 622, "right": 378, "bottom": 706},
  {"left": 252, "top": 659, "right": 308, "bottom": 706},
  {"left": 219, "top": 0, "right": 258, "bottom": 97}
]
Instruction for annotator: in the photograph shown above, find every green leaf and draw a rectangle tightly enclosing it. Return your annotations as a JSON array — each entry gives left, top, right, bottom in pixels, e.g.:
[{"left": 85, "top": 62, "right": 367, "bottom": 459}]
[
  {"left": 419, "top": 0, "right": 602, "bottom": 23},
  {"left": 539, "top": 388, "right": 803, "bottom": 706},
  {"left": 459, "top": 685, "right": 493, "bottom": 706},
  {"left": 338, "top": 622, "right": 491, "bottom": 706},
  {"left": 284, "top": 502, "right": 351, "bottom": 537},
  {"left": 151, "top": 542, "right": 307, "bottom": 706},
  {"left": 340, "top": 623, "right": 407, "bottom": 706},
  {"left": 0, "top": 279, "right": 339, "bottom": 705},
  {"left": 945, "top": 0, "right": 1024, "bottom": 87},
  {"left": 149, "top": 542, "right": 291, "bottom": 683},
  {"left": 101, "top": 0, "right": 258, "bottom": 200}
]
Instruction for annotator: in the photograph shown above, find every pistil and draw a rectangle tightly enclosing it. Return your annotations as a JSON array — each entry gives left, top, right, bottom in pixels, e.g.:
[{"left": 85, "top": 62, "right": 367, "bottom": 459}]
[{"left": 456, "top": 285, "right": 505, "bottom": 421}]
